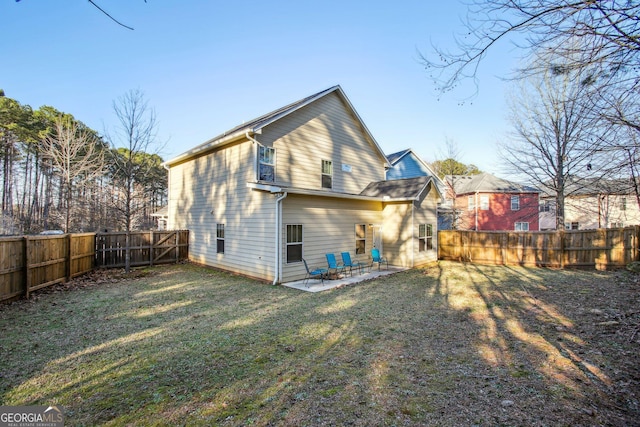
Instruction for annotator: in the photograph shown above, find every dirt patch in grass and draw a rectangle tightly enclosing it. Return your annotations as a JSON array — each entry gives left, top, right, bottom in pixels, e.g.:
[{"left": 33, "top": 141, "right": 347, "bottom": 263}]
[{"left": 1, "top": 261, "right": 638, "bottom": 426}]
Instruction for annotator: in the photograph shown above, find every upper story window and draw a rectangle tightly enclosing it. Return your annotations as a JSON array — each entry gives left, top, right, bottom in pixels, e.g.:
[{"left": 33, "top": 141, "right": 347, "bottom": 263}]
[
  {"left": 511, "top": 195, "right": 520, "bottom": 211},
  {"left": 539, "top": 200, "right": 551, "bottom": 212},
  {"left": 480, "top": 195, "right": 489, "bottom": 210},
  {"left": 258, "top": 146, "right": 275, "bottom": 182},
  {"left": 621, "top": 197, "right": 627, "bottom": 211},
  {"left": 322, "top": 160, "right": 333, "bottom": 189},
  {"left": 468, "top": 195, "right": 475, "bottom": 211}
]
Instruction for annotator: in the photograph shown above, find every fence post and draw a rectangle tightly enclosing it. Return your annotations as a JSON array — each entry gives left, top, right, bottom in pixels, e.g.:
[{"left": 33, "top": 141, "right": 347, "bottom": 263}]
[
  {"left": 149, "top": 230, "right": 154, "bottom": 266},
  {"left": 66, "top": 234, "right": 72, "bottom": 281},
  {"left": 23, "top": 237, "right": 30, "bottom": 299},
  {"left": 559, "top": 229, "right": 565, "bottom": 269}
]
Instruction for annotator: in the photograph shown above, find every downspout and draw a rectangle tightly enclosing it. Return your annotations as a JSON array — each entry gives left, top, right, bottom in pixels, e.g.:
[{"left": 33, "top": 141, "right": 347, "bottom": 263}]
[
  {"left": 244, "top": 132, "right": 286, "bottom": 285},
  {"left": 475, "top": 191, "right": 479, "bottom": 231},
  {"left": 273, "top": 192, "right": 288, "bottom": 285}
]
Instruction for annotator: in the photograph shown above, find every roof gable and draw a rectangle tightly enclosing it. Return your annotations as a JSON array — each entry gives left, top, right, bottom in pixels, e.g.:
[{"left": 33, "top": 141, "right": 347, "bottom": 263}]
[
  {"left": 166, "top": 85, "right": 390, "bottom": 167},
  {"left": 360, "top": 176, "right": 440, "bottom": 200}
]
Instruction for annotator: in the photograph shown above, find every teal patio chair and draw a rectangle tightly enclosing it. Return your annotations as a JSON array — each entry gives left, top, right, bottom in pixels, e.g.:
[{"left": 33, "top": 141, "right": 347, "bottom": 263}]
[
  {"left": 325, "top": 253, "right": 347, "bottom": 277},
  {"left": 303, "top": 259, "right": 327, "bottom": 287},
  {"left": 370, "top": 248, "right": 388, "bottom": 271},
  {"left": 341, "top": 252, "right": 366, "bottom": 276}
]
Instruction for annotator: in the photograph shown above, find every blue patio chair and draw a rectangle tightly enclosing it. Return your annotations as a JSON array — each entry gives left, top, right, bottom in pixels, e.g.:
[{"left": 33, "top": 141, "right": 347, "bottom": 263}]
[
  {"left": 370, "top": 248, "right": 388, "bottom": 271},
  {"left": 303, "top": 259, "right": 327, "bottom": 287},
  {"left": 341, "top": 252, "right": 366, "bottom": 276},
  {"left": 325, "top": 253, "right": 347, "bottom": 277}
]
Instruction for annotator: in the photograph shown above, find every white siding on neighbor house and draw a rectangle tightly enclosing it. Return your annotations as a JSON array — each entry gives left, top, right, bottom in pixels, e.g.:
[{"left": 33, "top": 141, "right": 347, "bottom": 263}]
[
  {"left": 260, "top": 92, "right": 386, "bottom": 194},
  {"left": 540, "top": 194, "right": 640, "bottom": 230},
  {"left": 167, "top": 140, "right": 277, "bottom": 281},
  {"left": 281, "top": 195, "right": 383, "bottom": 282}
]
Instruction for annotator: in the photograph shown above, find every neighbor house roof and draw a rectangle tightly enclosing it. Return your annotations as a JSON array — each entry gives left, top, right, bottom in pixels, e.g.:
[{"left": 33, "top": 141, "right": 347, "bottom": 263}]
[
  {"left": 165, "top": 85, "right": 390, "bottom": 167},
  {"left": 360, "top": 176, "right": 442, "bottom": 201},
  {"left": 540, "top": 176, "right": 639, "bottom": 197},
  {"left": 447, "top": 173, "right": 539, "bottom": 195}
]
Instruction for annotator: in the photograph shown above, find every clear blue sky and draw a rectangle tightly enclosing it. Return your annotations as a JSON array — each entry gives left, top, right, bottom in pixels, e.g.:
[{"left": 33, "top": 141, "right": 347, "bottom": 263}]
[{"left": 2, "top": 1, "right": 520, "bottom": 175}]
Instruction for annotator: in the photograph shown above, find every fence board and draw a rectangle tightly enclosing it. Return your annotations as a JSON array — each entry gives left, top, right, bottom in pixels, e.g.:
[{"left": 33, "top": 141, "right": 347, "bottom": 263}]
[
  {"left": 438, "top": 226, "right": 640, "bottom": 270},
  {"left": 1, "top": 230, "right": 188, "bottom": 303}
]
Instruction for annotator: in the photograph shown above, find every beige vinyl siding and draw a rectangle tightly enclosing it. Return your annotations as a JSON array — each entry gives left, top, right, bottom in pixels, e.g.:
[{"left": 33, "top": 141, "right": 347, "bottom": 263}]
[
  {"left": 380, "top": 183, "right": 439, "bottom": 268},
  {"left": 281, "top": 195, "right": 383, "bottom": 282},
  {"left": 167, "top": 140, "right": 277, "bottom": 281},
  {"left": 382, "top": 202, "right": 413, "bottom": 268},
  {"left": 412, "top": 183, "right": 439, "bottom": 266},
  {"left": 260, "top": 92, "right": 386, "bottom": 194}
]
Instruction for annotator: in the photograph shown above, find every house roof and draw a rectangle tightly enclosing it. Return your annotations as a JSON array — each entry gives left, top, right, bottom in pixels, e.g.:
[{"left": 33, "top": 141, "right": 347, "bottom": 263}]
[
  {"left": 247, "top": 176, "right": 441, "bottom": 203},
  {"left": 165, "top": 85, "right": 390, "bottom": 167},
  {"left": 151, "top": 206, "right": 168, "bottom": 217},
  {"left": 540, "top": 176, "right": 639, "bottom": 197},
  {"left": 360, "top": 176, "right": 440, "bottom": 201},
  {"left": 447, "top": 173, "right": 539, "bottom": 195},
  {"left": 386, "top": 149, "right": 412, "bottom": 165}
]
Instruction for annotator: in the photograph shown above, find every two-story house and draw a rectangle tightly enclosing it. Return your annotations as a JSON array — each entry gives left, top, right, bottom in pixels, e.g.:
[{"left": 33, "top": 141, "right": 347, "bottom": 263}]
[
  {"left": 164, "top": 86, "right": 441, "bottom": 283},
  {"left": 446, "top": 173, "right": 540, "bottom": 231},
  {"left": 539, "top": 177, "right": 640, "bottom": 230}
]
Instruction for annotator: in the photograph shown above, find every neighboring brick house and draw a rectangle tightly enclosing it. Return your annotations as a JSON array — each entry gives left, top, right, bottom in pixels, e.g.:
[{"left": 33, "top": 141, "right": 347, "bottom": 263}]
[{"left": 446, "top": 173, "right": 540, "bottom": 231}]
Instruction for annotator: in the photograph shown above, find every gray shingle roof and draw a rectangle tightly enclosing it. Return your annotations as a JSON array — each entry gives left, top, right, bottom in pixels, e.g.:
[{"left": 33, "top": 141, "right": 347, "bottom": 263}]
[
  {"left": 446, "top": 173, "right": 539, "bottom": 194},
  {"left": 360, "top": 176, "right": 430, "bottom": 199}
]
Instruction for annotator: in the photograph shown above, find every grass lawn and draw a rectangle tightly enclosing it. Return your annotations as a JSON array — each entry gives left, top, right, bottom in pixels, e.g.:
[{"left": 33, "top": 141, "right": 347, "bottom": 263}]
[{"left": 1, "top": 261, "right": 639, "bottom": 426}]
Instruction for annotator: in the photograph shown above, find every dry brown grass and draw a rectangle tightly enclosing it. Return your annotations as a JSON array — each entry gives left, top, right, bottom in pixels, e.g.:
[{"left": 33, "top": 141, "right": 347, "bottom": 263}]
[{"left": 1, "top": 261, "right": 638, "bottom": 426}]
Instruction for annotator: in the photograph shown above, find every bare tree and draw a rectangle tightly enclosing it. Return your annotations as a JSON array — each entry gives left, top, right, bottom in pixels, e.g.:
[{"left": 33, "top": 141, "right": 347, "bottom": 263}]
[
  {"left": 499, "top": 56, "right": 610, "bottom": 229},
  {"left": 430, "top": 139, "right": 473, "bottom": 230},
  {"left": 41, "top": 116, "right": 106, "bottom": 232},
  {"left": 109, "top": 89, "right": 160, "bottom": 272},
  {"left": 422, "top": 1, "right": 639, "bottom": 100}
]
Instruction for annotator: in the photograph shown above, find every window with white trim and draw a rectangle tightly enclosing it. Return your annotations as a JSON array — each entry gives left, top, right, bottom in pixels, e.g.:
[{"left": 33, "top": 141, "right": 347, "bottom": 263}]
[
  {"left": 514, "top": 222, "right": 529, "bottom": 231},
  {"left": 419, "top": 224, "right": 433, "bottom": 251},
  {"left": 355, "top": 224, "right": 366, "bottom": 254},
  {"left": 216, "top": 224, "right": 225, "bottom": 254},
  {"left": 621, "top": 197, "right": 627, "bottom": 211},
  {"left": 258, "top": 146, "right": 275, "bottom": 182},
  {"left": 480, "top": 195, "right": 489, "bottom": 210},
  {"left": 565, "top": 222, "right": 579, "bottom": 230},
  {"left": 511, "top": 195, "right": 520, "bottom": 211},
  {"left": 286, "top": 224, "right": 303, "bottom": 263},
  {"left": 468, "top": 195, "right": 475, "bottom": 211},
  {"left": 321, "top": 160, "right": 333, "bottom": 189}
]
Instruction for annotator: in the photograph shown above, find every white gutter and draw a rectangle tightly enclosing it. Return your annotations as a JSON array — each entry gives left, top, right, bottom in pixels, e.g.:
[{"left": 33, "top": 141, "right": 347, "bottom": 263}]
[{"left": 273, "top": 192, "right": 288, "bottom": 285}]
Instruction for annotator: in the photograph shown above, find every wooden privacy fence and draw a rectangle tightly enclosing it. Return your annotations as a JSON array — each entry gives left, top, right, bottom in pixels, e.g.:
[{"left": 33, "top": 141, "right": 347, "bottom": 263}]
[
  {"left": 1, "top": 230, "right": 189, "bottom": 302},
  {"left": 95, "top": 230, "right": 189, "bottom": 268},
  {"left": 438, "top": 226, "right": 640, "bottom": 269}
]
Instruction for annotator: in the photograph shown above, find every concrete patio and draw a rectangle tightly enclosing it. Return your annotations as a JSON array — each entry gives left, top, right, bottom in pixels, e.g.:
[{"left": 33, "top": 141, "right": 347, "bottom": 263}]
[{"left": 282, "top": 266, "right": 407, "bottom": 293}]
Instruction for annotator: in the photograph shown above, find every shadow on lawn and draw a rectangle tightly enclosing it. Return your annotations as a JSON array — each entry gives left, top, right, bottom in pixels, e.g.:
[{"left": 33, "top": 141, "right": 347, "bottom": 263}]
[{"left": 0, "top": 262, "right": 637, "bottom": 426}]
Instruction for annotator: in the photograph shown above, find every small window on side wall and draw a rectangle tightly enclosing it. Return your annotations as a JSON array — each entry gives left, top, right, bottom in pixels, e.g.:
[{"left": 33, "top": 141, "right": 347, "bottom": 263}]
[
  {"left": 286, "top": 224, "right": 303, "bottom": 263},
  {"left": 322, "top": 160, "right": 332, "bottom": 189},
  {"left": 355, "top": 224, "right": 366, "bottom": 254},
  {"left": 419, "top": 224, "right": 433, "bottom": 251},
  {"left": 515, "top": 222, "right": 529, "bottom": 231},
  {"left": 216, "top": 224, "right": 225, "bottom": 254}
]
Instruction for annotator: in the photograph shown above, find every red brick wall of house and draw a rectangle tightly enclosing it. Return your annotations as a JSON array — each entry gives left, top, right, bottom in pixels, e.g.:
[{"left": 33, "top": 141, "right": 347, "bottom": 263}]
[{"left": 455, "top": 192, "right": 540, "bottom": 231}]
